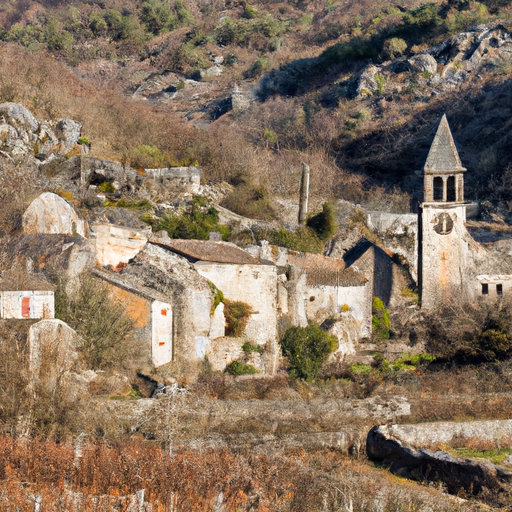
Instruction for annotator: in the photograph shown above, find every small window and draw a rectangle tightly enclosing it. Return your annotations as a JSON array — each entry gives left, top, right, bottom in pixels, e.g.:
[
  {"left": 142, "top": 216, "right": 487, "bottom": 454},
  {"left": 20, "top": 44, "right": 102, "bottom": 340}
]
[
  {"left": 482, "top": 283, "right": 489, "bottom": 295},
  {"left": 497, "top": 284, "right": 503, "bottom": 296}
]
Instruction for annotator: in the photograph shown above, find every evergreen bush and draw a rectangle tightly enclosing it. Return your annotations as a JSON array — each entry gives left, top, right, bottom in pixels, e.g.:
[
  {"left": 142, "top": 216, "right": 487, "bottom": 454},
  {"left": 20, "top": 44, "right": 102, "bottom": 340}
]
[{"left": 280, "top": 323, "right": 337, "bottom": 381}]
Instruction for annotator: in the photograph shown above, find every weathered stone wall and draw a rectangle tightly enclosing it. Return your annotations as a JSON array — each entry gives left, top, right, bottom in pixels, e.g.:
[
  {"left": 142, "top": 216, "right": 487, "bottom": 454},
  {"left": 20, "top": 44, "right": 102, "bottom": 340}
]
[
  {"left": 367, "top": 211, "right": 418, "bottom": 281},
  {"left": 420, "top": 203, "right": 473, "bottom": 309},
  {"left": 1, "top": 291, "right": 54, "bottom": 319},
  {"left": 93, "top": 223, "right": 148, "bottom": 269},
  {"left": 475, "top": 274, "right": 512, "bottom": 301},
  {"left": 376, "top": 419, "right": 512, "bottom": 451},
  {"left": 81, "top": 158, "right": 202, "bottom": 200},
  {"left": 104, "top": 281, "right": 152, "bottom": 364},
  {"left": 195, "top": 262, "right": 278, "bottom": 348},
  {"left": 306, "top": 283, "right": 370, "bottom": 337}
]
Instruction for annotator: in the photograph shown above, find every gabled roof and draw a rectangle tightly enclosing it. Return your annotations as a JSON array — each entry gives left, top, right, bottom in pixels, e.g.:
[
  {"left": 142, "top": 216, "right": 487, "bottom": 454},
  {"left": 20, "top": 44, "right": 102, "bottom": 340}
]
[
  {"left": 150, "top": 239, "right": 261, "bottom": 265},
  {"left": 424, "top": 114, "right": 466, "bottom": 174},
  {"left": 288, "top": 252, "right": 367, "bottom": 287}
]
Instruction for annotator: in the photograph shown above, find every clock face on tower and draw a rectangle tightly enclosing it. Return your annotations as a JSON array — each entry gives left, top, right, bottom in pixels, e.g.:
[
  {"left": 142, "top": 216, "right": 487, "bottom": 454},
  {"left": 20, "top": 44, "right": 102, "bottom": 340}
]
[{"left": 433, "top": 212, "right": 453, "bottom": 235}]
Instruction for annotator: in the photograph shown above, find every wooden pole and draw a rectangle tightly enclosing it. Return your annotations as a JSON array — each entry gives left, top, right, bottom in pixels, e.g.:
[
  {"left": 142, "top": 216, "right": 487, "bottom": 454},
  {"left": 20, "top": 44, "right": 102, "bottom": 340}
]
[{"left": 298, "top": 162, "right": 310, "bottom": 225}]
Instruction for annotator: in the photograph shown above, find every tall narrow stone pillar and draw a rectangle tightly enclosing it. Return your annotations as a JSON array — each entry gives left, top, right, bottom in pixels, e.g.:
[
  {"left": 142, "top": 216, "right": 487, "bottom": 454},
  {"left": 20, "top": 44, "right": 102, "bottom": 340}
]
[{"left": 298, "top": 162, "right": 310, "bottom": 225}]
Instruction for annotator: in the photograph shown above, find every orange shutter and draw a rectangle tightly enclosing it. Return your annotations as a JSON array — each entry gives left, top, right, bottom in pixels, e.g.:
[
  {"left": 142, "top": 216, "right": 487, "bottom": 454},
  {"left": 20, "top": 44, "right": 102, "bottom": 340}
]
[{"left": 21, "top": 297, "right": 30, "bottom": 318}]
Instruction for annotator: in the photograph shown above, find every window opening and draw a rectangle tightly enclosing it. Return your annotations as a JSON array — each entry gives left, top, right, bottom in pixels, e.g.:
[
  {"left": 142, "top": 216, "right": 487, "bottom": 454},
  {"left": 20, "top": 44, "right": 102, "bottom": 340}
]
[
  {"left": 447, "top": 176, "right": 456, "bottom": 202},
  {"left": 433, "top": 177, "right": 443, "bottom": 201},
  {"left": 482, "top": 283, "right": 489, "bottom": 295},
  {"left": 497, "top": 284, "right": 503, "bottom": 296}
]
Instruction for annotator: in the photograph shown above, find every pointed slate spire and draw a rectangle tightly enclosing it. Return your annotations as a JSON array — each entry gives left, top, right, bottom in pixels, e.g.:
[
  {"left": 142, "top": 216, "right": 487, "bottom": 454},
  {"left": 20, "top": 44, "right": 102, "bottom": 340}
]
[{"left": 424, "top": 114, "right": 466, "bottom": 173}]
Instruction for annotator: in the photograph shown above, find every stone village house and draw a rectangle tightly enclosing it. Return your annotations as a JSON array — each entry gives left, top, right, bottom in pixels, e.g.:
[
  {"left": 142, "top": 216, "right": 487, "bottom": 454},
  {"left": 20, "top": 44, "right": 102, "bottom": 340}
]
[{"left": 8, "top": 114, "right": 512, "bottom": 375}]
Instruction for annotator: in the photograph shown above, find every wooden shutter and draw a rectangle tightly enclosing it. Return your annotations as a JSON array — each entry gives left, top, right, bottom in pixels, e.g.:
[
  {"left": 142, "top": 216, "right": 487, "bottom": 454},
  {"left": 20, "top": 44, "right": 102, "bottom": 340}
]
[{"left": 21, "top": 297, "right": 30, "bottom": 318}]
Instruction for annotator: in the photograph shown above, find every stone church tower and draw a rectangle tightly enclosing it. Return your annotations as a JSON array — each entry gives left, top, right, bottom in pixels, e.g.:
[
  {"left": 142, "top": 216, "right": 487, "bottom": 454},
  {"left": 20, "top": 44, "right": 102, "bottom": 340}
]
[{"left": 418, "top": 115, "right": 470, "bottom": 309}]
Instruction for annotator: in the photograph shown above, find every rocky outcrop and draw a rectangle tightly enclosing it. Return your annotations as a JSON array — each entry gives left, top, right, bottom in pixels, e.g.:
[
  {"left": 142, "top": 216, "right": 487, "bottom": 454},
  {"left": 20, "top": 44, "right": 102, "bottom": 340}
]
[
  {"left": 355, "top": 23, "right": 512, "bottom": 99},
  {"left": 0, "top": 102, "right": 39, "bottom": 131},
  {"left": 408, "top": 54, "right": 437, "bottom": 74},
  {"left": 367, "top": 424, "right": 512, "bottom": 495},
  {"left": 0, "top": 103, "right": 82, "bottom": 163},
  {"left": 0, "top": 234, "right": 95, "bottom": 284},
  {"left": 55, "top": 118, "right": 82, "bottom": 154},
  {"left": 356, "top": 65, "right": 381, "bottom": 96},
  {"left": 23, "top": 192, "right": 88, "bottom": 238}
]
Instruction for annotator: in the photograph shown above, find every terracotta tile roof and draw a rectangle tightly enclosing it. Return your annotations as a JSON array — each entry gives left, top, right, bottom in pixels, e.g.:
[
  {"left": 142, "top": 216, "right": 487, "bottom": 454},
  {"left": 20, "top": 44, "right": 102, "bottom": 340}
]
[
  {"left": 288, "top": 252, "right": 367, "bottom": 287},
  {"left": 151, "top": 239, "right": 261, "bottom": 265}
]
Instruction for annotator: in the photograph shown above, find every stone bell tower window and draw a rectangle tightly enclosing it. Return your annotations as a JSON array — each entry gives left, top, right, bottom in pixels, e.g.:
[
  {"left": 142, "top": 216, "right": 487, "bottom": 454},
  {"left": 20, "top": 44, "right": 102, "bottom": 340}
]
[
  {"left": 447, "top": 176, "right": 456, "bottom": 202},
  {"left": 433, "top": 177, "right": 443, "bottom": 201}
]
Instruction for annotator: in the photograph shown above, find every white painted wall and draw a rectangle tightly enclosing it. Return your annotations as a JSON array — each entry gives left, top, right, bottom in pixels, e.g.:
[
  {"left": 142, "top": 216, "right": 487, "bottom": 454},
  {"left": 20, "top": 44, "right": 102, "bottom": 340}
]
[
  {"left": 151, "top": 300, "right": 173, "bottom": 367},
  {"left": 306, "top": 283, "right": 371, "bottom": 338},
  {"left": 195, "top": 262, "right": 277, "bottom": 347},
  {"left": 1, "top": 291, "right": 54, "bottom": 320}
]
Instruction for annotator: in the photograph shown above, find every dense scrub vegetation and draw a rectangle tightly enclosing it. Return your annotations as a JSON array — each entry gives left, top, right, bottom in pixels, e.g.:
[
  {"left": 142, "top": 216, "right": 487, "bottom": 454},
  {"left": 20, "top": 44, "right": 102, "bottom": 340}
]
[{"left": 280, "top": 322, "right": 338, "bottom": 381}]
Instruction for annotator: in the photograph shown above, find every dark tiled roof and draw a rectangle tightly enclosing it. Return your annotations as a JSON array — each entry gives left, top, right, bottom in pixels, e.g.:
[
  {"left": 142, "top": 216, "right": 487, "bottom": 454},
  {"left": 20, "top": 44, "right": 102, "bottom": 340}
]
[
  {"left": 424, "top": 114, "right": 466, "bottom": 174},
  {"left": 288, "top": 252, "right": 367, "bottom": 287},
  {"left": 0, "top": 272, "right": 54, "bottom": 292},
  {"left": 151, "top": 239, "right": 261, "bottom": 265}
]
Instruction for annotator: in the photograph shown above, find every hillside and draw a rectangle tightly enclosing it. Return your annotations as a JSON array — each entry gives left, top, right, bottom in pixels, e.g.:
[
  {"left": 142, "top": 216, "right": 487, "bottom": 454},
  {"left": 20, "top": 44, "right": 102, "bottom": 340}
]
[{"left": 1, "top": 0, "right": 512, "bottom": 218}]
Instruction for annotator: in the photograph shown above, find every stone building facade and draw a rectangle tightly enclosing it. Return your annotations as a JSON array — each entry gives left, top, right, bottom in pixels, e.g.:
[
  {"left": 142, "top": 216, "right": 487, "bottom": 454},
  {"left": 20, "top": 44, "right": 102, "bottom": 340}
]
[{"left": 419, "top": 115, "right": 512, "bottom": 308}]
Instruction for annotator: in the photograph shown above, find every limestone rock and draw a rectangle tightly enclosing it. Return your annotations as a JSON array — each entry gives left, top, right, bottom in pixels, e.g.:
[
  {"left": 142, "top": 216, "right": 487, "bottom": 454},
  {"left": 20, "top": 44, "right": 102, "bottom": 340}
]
[
  {"left": 0, "top": 234, "right": 96, "bottom": 285},
  {"left": 28, "top": 319, "right": 80, "bottom": 393},
  {"left": 201, "top": 65, "right": 223, "bottom": 79},
  {"left": 408, "top": 54, "right": 437, "bottom": 74},
  {"left": 326, "top": 316, "right": 358, "bottom": 358},
  {"left": 356, "top": 65, "right": 381, "bottom": 96},
  {"left": 0, "top": 102, "right": 38, "bottom": 131},
  {"left": 55, "top": 118, "right": 82, "bottom": 153},
  {"left": 23, "top": 192, "right": 88, "bottom": 237}
]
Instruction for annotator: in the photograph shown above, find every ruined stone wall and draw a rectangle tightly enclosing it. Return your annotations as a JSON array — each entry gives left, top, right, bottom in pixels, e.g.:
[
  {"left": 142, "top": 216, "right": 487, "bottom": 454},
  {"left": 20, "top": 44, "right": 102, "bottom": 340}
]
[
  {"left": 93, "top": 224, "right": 148, "bottom": 269},
  {"left": 81, "top": 158, "right": 202, "bottom": 199},
  {"left": 367, "top": 212, "right": 418, "bottom": 281},
  {"left": 1, "top": 291, "right": 54, "bottom": 319},
  {"left": 306, "top": 283, "right": 370, "bottom": 337},
  {"left": 338, "top": 284, "right": 372, "bottom": 338},
  {"left": 475, "top": 275, "right": 512, "bottom": 302},
  {"left": 372, "top": 247, "right": 409, "bottom": 309}
]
